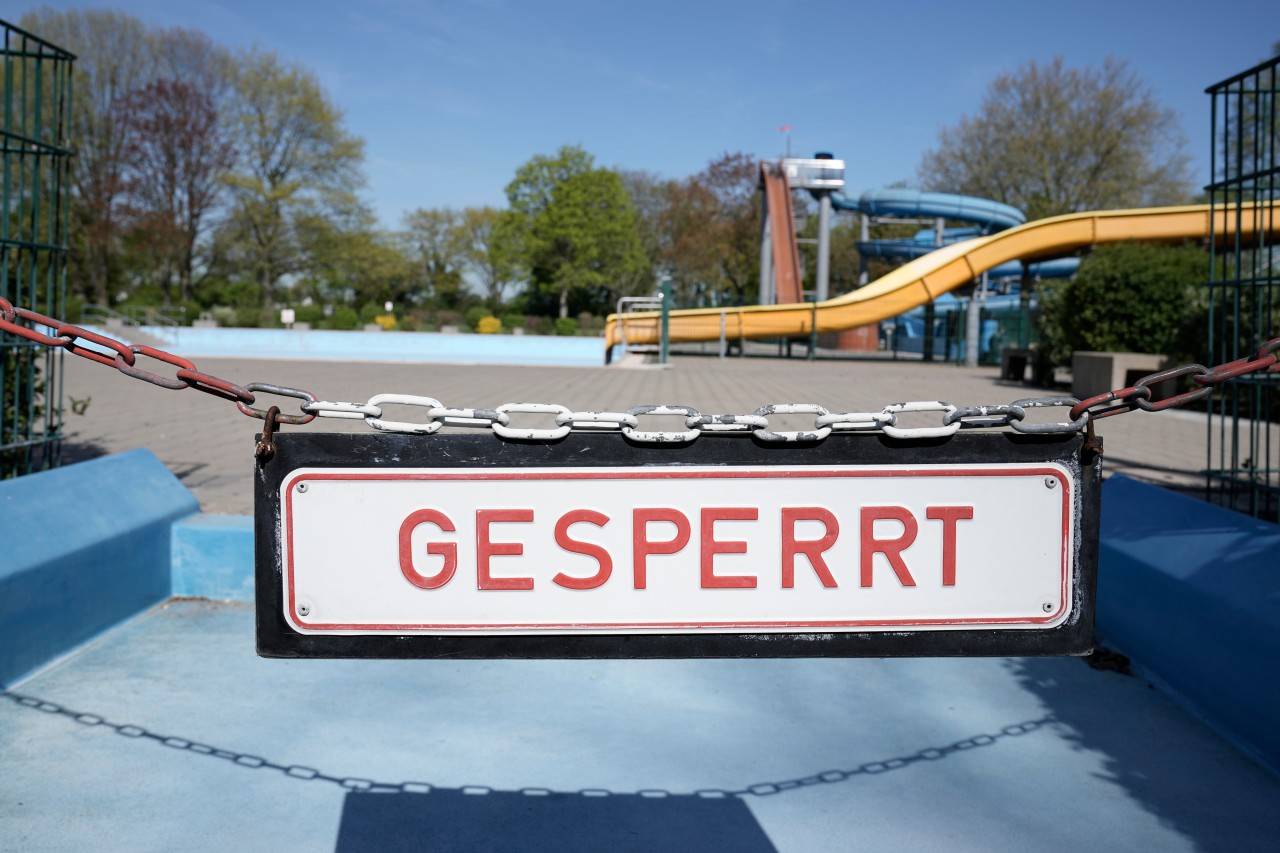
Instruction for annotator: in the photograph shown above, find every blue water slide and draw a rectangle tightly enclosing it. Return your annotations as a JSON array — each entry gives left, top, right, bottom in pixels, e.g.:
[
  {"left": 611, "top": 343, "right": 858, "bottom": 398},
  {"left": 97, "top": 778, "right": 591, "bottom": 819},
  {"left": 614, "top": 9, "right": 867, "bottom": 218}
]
[
  {"left": 856, "top": 236, "right": 1080, "bottom": 279},
  {"left": 829, "top": 188, "right": 1027, "bottom": 230}
]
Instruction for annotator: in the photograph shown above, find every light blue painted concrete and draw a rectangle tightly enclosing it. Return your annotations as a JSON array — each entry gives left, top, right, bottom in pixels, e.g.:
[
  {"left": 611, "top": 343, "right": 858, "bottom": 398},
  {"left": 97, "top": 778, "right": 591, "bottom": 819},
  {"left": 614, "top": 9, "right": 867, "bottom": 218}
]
[
  {"left": 110, "top": 325, "right": 604, "bottom": 367},
  {"left": 171, "top": 514, "right": 255, "bottom": 601},
  {"left": 1097, "top": 474, "right": 1280, "bottom": 774},
  {"left": 3, "top": 601, "right": 1279, "bottom": 850},
  {"left": 0, "top": 449, "right": 199, "bottom": 685}
]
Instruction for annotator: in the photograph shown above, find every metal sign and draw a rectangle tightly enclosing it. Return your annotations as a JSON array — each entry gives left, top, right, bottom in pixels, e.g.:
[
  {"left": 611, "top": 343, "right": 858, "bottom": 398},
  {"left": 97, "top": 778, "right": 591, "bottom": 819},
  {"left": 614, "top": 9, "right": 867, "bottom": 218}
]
[{"left": 256, "top": 432, "right": 1099, "bottom": 658}]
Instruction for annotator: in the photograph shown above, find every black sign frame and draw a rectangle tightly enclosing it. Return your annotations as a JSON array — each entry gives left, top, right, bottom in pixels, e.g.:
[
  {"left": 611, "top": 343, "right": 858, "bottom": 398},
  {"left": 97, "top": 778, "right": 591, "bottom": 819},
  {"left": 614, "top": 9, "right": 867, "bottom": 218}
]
[{"left": 255, "top": 431, "right": 1100, "bottom": 659}]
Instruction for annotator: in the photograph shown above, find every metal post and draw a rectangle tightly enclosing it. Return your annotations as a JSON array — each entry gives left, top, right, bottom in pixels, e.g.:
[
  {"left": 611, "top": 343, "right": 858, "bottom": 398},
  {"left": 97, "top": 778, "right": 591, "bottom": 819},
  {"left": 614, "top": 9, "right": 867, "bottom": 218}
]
[
  {"left": 719, "top": 311, "right": 727, "bottom": 359},
  {"left": 965, "top": 285, "right": 983, "bottom": 368},
  {"left": 659, "top": 277, "right": 671, "bottom": 365},
  {"left": 858, "top": 213, "right": 870, "bottom": 287},
  {"left": 759, "top": 200, "right": 774, "bottom": 305},
  {"left": 1019, "top": 267, "right": 1033, "bottom": 349},
  {"left": 808, "top": 301, "right": 818, "bottom": 361},
  {"left": 815, "top": 193, "right": 832, "bottom": 301},
  {"left": 923, "top": 217, "right": 945, "bottom": 364}
]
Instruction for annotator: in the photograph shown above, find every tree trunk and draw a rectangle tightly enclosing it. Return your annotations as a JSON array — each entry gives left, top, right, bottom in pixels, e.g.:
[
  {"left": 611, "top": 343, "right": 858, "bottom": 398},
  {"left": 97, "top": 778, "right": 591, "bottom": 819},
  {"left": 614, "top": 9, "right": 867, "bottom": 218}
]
[{"left": 559, "top": 287, "right": 569, "bottom": 319}]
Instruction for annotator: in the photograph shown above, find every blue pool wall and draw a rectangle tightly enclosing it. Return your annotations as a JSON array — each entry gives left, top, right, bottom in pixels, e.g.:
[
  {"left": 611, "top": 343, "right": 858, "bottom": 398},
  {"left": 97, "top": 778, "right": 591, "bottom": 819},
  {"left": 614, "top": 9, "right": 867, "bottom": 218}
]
[
  {"left": 0, "top": 450, "right": 198, "bottom": 684},
  {"left": 129, "top": 325, "right": 604, "bottom": 367}
]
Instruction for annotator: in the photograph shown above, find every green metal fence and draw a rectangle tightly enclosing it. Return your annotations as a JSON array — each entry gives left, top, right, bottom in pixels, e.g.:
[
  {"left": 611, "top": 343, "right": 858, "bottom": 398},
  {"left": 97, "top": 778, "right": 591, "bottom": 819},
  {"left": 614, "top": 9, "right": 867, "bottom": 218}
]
[
  {"left": 1205, "top": 54, "right": 1279, "bottom": 520},
  {"left": 1, "top": 19, "right": 73, "bottom": 478}
]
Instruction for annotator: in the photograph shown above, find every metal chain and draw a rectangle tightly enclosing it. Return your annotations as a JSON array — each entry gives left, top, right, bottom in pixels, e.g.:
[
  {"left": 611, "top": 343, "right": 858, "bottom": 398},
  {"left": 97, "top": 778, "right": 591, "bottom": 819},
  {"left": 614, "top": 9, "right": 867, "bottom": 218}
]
[
  {"left": 4, "top": 296, "right": 1277, "bottom": 444},
  {"left": 2, "top": 688, "right": 1055, "bottom": 800}
]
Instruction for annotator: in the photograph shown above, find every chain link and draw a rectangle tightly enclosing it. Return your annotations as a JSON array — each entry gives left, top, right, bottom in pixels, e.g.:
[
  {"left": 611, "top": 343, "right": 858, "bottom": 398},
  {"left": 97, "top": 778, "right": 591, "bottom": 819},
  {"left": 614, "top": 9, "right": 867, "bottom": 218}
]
[{"left": 4, "top": 298, "right": 1278, "bottom": 445}]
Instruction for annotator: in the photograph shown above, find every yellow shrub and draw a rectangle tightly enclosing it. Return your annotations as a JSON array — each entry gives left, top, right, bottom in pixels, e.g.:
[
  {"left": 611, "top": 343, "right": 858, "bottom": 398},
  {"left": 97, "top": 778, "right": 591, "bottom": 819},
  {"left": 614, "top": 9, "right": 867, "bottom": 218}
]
[
  {"left": 477, "top": 315, "right": 502, "bottom": 335},
  {"left": 374, "top": 313, "right": 398, "bottom": 331}
]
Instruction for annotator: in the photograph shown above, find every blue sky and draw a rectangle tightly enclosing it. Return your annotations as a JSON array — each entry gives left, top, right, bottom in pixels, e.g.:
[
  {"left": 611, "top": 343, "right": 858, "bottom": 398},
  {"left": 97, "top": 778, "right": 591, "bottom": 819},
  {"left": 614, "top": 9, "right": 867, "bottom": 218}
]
[{"left": 31, "top": 0, "right": 1279, "bottom": 227}]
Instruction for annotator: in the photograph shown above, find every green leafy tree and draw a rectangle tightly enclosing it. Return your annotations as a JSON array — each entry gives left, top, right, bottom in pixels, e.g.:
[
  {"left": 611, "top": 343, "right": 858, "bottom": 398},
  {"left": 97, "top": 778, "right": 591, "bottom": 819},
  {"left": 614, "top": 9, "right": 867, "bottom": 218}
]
[
  {"left": 296, "top": 206, "right": 413, "bottom": 310},
  {"left": 920, "top": 57, "right": 1194, "bottom": 220},
  {"left": 457, "top": 206, "right": 522, "bottom": 309},
  {"left": 222, "top": 49, "right": 364, "bottom": 307},
  {"left": 403, "top": 208, "right": 468, "bottom": 309},
  {"left": 1037, "top": 242, "right": 1209, "bottom": 367},
  {"left": 506, "top": 147, "right": 648, "bottom": 318}
]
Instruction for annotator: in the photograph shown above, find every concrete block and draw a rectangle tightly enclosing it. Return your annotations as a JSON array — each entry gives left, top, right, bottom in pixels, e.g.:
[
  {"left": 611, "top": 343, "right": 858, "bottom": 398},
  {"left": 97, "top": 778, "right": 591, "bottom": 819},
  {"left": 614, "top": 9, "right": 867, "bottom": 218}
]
[
  {"left": 1072, "top": 351, "right": 1171, "bottom": 400},
  {"left": 1097, "top": 475, "right": 1280, "bottom": 773},
  {"left": 0, "top": 450, "right": 199, "bottom": 684},
  {"left": 172, "top": 514, "right": 255, "bottom": 601}
]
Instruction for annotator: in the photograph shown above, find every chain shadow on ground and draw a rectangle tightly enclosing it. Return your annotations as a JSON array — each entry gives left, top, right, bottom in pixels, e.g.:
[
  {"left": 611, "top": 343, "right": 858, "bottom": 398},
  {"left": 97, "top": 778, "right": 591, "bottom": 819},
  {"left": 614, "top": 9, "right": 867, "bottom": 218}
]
[{"left": 1, "top": 688, "right": 1054, "bottom": 852}]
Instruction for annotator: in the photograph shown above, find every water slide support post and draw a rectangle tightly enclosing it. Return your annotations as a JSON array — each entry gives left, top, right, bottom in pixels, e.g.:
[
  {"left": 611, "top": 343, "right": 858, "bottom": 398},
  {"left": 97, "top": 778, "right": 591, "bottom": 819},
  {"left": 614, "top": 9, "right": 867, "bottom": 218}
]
[
  {"left": 759, "top": 194, "right": 774, "bottom": 305},
  {"left": 816, "top": 192, "right": 832, "bottom": 302},
  {"left": 660, "top": 276, "right": 671, "bottom": 365},
  {"left": 858, "top": 213, "right": 870, "bottom": 287},
  {"left": 923, "top": 217, "right": 945, "bottom": 363},
  {"left": 965, "top": 272, "right": 986, "bottom": 368}
]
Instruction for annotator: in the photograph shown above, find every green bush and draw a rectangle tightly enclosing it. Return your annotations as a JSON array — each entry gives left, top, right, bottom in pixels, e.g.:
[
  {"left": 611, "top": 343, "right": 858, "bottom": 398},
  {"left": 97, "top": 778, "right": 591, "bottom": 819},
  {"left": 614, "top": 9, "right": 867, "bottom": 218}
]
[
  {"left": 554, "top": 316, "right": 580, "bottom": 336},
  {"left": 358, "top": 302, "right": 383, "bottom": 324},
  {"left": 501, "top": 313, "right": 525, "bottom": 333},
  {"left": 328, "top": 306, "right": 359, "bottom": 330},
  {"left": 1037, "top": 242, "right": 1208, "bottom": 367},
  {"left": 293, "top": 304, "right": 325, "bottom": 326},
  {"left": 234, "top": 306, "right": 263, "bottom": 328},
  {"left": 464, "top": 305, "right": 493, "bottom": 331}
]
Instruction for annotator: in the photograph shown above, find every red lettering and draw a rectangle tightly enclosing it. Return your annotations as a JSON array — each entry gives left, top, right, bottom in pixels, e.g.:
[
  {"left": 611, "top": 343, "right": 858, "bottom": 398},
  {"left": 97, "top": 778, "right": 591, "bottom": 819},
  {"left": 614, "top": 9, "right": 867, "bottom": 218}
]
[
  {"left": 781, "top": 507, "right": 839, "bottom": 589},
  {"left": 860, "top": 506, "right": 918, "bottom": 587},
  {"left": 701, "top": 508, "right": 757, "bottom": 589},
  {"left": 926, "top": 506, "right": 974, "bottom": 586},
  {"left": 398, "top": 509, "right": 458, "bottom": 590},
  {"left": 476, "top": 509, "right": 534, "bottom": 590},
  {"left": 633, "top": 508, "right": 691, "bottom": 589},
  {"left": 553, "top": 509, "right": 612, "bottom": 590}
]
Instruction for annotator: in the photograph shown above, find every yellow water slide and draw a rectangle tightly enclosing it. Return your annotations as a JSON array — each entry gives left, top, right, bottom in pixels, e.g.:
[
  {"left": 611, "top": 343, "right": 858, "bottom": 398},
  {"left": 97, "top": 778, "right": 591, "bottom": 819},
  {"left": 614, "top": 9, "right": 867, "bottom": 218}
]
[{"left": 604, "top": 202, "right": 1279, "bottom": 361}]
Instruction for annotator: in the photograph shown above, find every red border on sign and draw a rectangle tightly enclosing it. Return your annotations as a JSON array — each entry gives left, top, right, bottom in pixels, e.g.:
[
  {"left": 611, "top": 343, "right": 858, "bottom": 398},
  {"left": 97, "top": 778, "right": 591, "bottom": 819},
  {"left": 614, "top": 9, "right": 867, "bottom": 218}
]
[{"left": 282, "top": 467, "right": 1073, "bottom": 633}]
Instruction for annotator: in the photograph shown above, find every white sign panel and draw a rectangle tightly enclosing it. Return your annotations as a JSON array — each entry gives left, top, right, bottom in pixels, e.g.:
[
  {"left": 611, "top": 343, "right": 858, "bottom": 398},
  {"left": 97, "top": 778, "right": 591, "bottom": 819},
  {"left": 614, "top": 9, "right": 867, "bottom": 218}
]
[{"left": 280, "top": 464, "right": 1074, "bottom": 635}]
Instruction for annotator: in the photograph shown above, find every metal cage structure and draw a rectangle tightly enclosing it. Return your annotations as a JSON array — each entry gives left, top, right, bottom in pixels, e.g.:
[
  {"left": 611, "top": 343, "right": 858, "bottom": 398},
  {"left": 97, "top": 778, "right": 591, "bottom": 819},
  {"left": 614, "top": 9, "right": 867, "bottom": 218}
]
[
  {"left": 1205, "top": 54, "right": 1280, "bottom": 520},
  {"left": 1, "top": 20, "right": 73, "bottom": 478}
]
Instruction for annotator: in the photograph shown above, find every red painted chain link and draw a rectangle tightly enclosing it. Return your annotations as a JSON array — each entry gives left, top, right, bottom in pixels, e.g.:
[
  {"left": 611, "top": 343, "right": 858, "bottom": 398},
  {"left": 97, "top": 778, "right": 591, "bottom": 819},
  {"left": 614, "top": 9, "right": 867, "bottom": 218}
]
[
  {"left": 1069, "top": 336, "right": 1280, "bottom": 421},
  {"left": 0, "top": 295, "right": 307, "bottom": 419}
]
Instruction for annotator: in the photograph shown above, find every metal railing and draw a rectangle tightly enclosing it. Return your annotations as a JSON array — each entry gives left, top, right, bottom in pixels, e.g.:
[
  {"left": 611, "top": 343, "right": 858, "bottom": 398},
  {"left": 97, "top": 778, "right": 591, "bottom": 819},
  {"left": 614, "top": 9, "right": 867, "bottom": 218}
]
[
  {"left": 80, "top": 303, "right": 185, "bottom": 328},
  {"left": 1, "top": 19, "right": 73, "bottom": 478}
]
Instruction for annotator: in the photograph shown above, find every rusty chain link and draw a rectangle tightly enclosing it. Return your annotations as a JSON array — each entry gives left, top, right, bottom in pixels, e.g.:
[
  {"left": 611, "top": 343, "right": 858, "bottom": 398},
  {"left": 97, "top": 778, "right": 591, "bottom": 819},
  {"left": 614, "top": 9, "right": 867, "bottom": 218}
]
[{"left": 4, "top": 296, "right": 1277, "bottom": 445}]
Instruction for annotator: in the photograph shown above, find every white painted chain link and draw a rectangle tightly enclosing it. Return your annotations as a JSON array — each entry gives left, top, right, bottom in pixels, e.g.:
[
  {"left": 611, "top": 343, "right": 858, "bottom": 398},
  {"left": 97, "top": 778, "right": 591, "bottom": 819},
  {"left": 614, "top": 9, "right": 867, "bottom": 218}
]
[{"left": 291, "top": 394, "right": 1089, "bottom": 443}]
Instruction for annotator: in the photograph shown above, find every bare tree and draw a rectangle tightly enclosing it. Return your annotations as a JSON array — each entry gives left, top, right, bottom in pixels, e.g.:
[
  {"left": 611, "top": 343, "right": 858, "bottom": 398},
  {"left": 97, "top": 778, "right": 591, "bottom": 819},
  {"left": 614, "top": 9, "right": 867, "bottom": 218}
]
[
  {"left": 919, "top": 57, "right": 1194, "bottom": 220},
  {"left": 115, "top": 79, "right": 236, "bottom": 307},
  {"left": 21, "top": 9, "right": 155, "bottom": 303}
]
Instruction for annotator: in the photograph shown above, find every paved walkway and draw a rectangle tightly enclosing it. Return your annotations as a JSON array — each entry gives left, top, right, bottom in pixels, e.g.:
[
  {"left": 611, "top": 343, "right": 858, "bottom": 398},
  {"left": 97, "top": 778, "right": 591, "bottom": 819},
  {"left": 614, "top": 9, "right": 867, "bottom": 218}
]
[{"left": 62, "top": 353, "right": 1214, "bottom": 514}]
